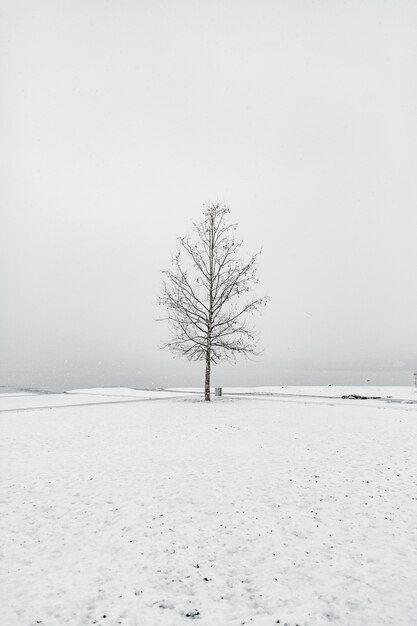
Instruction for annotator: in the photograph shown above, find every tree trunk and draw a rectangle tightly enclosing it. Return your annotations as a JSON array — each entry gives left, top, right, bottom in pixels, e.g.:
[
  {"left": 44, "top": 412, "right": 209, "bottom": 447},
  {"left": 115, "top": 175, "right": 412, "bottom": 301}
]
[
  {"left": 204, "top": 210, "right": 214, "bottom": 402},
  {"left": 204, "top": 351, "right": 211, "bottom": 401}
]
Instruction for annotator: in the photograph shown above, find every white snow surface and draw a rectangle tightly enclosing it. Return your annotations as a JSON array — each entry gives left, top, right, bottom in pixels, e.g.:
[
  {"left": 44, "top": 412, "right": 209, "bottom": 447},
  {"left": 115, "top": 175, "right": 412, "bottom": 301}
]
[
  {"left": 0, "top": 393, "right": 129, "bottom": 412},
  {"left": 0, "top": 389, "right": 192, "bottom": 412},
  {"left": 169, "top": 386, "right": 417, "bottom": 402},
  {"left": 224, "top": 386, "right": 417, "bottom": 401},
  {"left": 68, "top": 388, "right": 191, "bottom": 399},
  {"left": 1, "top": 391, "right": 417, "bottom": 626}
]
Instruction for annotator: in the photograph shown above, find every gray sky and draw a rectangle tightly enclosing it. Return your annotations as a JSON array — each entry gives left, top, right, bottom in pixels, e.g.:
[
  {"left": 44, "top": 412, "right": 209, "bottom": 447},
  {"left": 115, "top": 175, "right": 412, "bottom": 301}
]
[{"left": 1, "top": 0, "right": 417, "bottom": 390}]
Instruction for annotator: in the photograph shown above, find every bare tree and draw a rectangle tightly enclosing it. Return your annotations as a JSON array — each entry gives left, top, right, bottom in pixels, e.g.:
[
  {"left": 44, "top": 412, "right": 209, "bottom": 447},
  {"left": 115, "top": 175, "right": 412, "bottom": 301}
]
[{"left": 158, "top": 203, "right": 269, "bottom": 401}]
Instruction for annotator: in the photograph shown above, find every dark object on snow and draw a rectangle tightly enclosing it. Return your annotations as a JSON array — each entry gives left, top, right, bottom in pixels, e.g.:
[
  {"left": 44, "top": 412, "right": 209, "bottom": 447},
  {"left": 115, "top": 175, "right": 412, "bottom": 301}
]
[
  {"left": 341, "top": 394, "right": 382, "bottom": 400},
  {"left": 215, "top": 387, "right": 222, "bottom": 397}
]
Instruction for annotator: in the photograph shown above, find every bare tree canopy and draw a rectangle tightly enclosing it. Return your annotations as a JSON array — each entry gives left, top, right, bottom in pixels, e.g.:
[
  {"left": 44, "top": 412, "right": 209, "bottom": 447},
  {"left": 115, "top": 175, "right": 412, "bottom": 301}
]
[{"left": 158, "top": 203, "right": 269, "bottom": 400}]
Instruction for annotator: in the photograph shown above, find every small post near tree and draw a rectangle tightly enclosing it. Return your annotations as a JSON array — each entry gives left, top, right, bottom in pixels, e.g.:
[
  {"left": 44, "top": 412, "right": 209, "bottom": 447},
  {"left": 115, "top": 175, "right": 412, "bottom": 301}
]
[{"left": 158, "top": 203, "right": 269, "bottom": 401}]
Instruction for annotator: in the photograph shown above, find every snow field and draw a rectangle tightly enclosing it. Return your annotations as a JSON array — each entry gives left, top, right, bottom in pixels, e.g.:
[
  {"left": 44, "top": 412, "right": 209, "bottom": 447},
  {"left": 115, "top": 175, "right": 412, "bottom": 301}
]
[
  {"left": 0, "top": 389, "right": 193, "bottom": 412},
  {"left": 1, "top": 397, "right": 417, "bottom": 626}
]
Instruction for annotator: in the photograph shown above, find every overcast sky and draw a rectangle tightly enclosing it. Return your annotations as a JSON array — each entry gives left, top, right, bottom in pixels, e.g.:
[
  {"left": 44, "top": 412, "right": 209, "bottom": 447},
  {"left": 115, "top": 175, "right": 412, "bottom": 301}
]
[{"left": 1, "top": 0, "right": 417, "bottom": 390}]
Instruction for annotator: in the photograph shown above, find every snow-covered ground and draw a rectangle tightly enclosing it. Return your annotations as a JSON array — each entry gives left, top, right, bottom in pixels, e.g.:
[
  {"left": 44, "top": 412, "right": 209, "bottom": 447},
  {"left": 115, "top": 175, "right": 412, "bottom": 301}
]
[
  {"left": 67, "top": 388, "right": 194, "bottom": 399},
  {"left": 1, "top": 389, "right": 417, "bottom": 626},
  {"left": 169, "top": 386, "right": 417, "bottom": 402},
  {"left": 223, "top": 386, "right": 417, "bottom": 401},
  {"left": 0, "top": 389, "right": 193, "bottom": 412}
]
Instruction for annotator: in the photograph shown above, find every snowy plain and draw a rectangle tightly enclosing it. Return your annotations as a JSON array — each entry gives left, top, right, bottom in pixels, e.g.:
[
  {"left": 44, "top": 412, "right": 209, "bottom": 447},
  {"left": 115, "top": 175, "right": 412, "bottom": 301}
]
[
  {"left": 0, "top": 389, "right": 192, "bottom": 413},
  {"left": 1, "top": 388, "right": 417, "bottom": 626}
]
